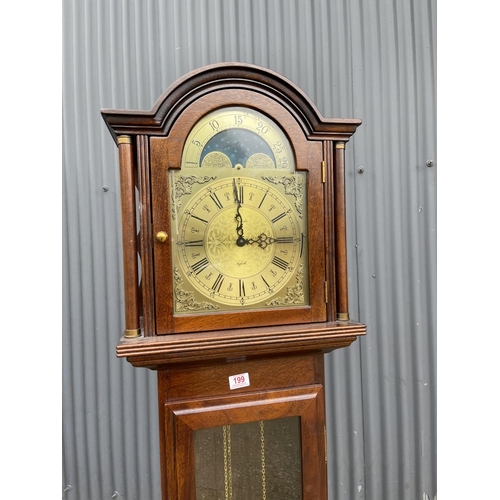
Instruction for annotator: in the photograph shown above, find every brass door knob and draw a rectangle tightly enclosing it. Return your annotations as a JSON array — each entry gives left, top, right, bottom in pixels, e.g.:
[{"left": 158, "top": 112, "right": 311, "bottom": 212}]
[{"left": 156, "top": 231, "right": 168, "bottom": 243}]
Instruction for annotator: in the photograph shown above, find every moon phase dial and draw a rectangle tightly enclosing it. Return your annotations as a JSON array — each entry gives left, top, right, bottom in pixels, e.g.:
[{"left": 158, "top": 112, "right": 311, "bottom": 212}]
[{"left": 181, "top": 106, "right": 295, "bottom": 172}]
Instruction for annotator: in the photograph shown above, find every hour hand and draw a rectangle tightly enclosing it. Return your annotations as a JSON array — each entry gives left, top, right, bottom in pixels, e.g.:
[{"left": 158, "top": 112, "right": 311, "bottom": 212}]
[
  {"left": 235, "top": 205, "right": 246, "bottom": 246},
  {"left": 246, "top": 233, "right": 277, "bottom": 249}
]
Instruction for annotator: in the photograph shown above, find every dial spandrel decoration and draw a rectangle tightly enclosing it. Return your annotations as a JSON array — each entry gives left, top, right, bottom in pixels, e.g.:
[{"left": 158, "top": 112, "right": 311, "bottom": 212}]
[{"left": 170, "top": 107, "right": 309, "bottom": 314}]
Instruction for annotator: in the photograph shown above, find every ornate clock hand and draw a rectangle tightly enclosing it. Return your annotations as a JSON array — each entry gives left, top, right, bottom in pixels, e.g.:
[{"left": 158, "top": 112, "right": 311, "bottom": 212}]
[
  {"left": 245, "top": 233, "right": 277, "bottom": 249},
  {"left": 235, "top": 204, "right": 247, "bottom": 247},
  {"left": 232, "top": 178, "right": 240, "bottom": 205},
  {"left": 233, "top": 179, "right": 248, "bottom": 247}
]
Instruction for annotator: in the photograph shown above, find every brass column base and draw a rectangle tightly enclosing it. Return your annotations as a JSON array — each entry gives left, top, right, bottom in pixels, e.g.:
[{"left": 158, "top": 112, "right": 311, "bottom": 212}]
[{"left": 124, "top": 328, "right": 141, "bottom": 338}]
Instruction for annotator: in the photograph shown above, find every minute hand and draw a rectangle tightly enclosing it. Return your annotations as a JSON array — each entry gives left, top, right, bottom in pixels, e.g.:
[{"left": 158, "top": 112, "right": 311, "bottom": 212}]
[{"left": 232, "top": 178, "right": 240, "bottom": 205}]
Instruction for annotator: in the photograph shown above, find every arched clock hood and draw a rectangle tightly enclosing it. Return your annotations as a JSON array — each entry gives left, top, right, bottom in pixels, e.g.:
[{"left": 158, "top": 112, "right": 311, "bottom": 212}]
[{"left": 101, "top": 62, "right": 361, "bottom": 143}]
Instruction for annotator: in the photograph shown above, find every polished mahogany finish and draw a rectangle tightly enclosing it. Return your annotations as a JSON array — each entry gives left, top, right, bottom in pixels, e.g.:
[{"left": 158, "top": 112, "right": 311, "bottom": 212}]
[
  {"left": 148, "top": 92, "right": 326, "bottom": 335},
  {"left": 117, "top": 138, "right": 141, "bottom": 336},
  {"left": 102, "top": 63, "right": 363, "bottom": 339},
  {"left": 117, "top": 320, "right": 366, "bottom": 368},
  {"left": 102, "top": 63, "right": 361, "bottom": 144},
  {"left": 157, "top": 353, "right": 328, "bottom": 500},
  {"left": 334, "top": 143, "right": 350, "bottom": 320},
  {"left": 101, "top": 63, "right": 366, "bottom": 500}
]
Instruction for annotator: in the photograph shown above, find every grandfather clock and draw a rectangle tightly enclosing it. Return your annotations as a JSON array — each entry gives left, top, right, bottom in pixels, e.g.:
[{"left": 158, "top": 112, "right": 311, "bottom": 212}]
[{"left": 102, "top": 63, "right": 366, "bottom": 499}]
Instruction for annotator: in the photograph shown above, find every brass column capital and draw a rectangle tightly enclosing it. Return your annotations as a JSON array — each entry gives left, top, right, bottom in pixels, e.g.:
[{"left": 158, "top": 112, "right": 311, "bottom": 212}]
[{"left": 117, "top": 135, "right": 132, "bottom": 145}]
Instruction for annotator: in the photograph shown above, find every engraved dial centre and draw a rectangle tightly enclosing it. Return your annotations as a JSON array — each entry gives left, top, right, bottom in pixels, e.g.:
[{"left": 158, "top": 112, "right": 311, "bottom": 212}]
[{"left": 206, "top": 206, "right": 274, "bottom": 279}]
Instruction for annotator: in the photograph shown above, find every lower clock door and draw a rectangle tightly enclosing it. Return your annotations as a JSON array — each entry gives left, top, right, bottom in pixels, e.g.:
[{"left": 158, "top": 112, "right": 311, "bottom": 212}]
[{"left": 164, "top": 386, "right": 327, "bottom": 499}]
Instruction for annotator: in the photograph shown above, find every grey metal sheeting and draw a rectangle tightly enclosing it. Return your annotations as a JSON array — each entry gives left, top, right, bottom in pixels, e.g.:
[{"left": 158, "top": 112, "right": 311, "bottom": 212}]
[{"left": 63, "top": 0, "right": 436, "bottom": 498}]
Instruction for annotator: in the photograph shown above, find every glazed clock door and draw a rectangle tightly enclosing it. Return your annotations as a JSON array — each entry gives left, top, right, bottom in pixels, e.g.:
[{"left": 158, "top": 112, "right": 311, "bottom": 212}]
[
  {"left": 150, "top": 92, "right": 326, "bottom": 334},
  {"left": 164, "top": 386, "right": 327, "bottom": 499}
]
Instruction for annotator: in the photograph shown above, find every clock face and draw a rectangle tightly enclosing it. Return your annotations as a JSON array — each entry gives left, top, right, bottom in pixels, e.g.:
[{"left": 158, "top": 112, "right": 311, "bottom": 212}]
[{"left": 169, "top": 107, "right": 309, "bottom": 314}]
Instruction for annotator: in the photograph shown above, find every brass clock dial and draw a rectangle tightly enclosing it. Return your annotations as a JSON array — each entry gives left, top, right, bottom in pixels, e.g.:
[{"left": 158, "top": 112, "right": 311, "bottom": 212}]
[{"left": 170, "top": 106, "right": 309, "bottom": 314}]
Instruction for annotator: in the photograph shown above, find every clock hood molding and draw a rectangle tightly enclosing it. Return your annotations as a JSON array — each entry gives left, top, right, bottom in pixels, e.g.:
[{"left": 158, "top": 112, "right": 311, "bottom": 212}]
[{"left": 101, "top": 62, "right": 361, "bottom": 144}]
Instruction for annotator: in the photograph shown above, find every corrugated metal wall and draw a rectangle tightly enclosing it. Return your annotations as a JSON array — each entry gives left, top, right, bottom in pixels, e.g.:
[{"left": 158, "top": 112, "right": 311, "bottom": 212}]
[{"left": 62, "top": 1, "right": 436, "bottom": 498}]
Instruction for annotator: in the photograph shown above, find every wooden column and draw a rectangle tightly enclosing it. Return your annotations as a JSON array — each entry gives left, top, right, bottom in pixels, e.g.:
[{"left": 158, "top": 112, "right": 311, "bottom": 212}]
[
  {"left": 136, "top": 135, "right": 155, "bottom": 336},
  {"left": 323, "top": 141, "right": 336, "bottom": 322},
  {"left": 334, "top": 142, "right": 349, "bottom": 321},
  {"left": 117, "top": 135, "right": 141, "bottom": 337}
]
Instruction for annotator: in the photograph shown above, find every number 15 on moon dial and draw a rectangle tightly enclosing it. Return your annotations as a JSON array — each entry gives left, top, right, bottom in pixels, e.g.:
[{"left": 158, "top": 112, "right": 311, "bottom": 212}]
[{"left": 171, "top": 174, "right": 309, "bottom": 312}]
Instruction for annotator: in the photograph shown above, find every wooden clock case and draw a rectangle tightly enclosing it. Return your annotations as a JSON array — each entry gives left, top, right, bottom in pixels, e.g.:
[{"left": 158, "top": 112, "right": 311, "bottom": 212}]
[{"left": 102, "top": 63, "right": 366, "bottom": 500}]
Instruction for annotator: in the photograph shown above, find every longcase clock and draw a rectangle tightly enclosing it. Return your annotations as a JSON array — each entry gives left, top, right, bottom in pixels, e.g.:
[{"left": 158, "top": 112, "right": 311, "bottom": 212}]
[{"left": 102, "top": 63, "right": 366, "bottom": 500}]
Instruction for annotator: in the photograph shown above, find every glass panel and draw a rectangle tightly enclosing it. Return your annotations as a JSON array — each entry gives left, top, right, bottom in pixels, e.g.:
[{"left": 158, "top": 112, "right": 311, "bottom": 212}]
[
  {"left": 194, "top": 417, "right": 302, "bottom": 499},
  {"left": 170, "top": 106, "right": 309, "bottom": 315}
]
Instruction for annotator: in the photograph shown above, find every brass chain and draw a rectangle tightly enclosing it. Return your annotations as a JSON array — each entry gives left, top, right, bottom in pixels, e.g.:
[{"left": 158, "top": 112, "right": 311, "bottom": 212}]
[
  {"left": 223, "top": 425, "right": 228, "bottom": 500},
  {"left": 227, "top": 425, "right": 233, "bottom": 499},
  {"left": 223, "top": 425, "right": 233, "bottom": 500},
  {"left": 260, "top": 420, "right": 267, "bottom": 500},
  {"left": 223, "top": 422, "right": 266, "bottom": 499}
]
